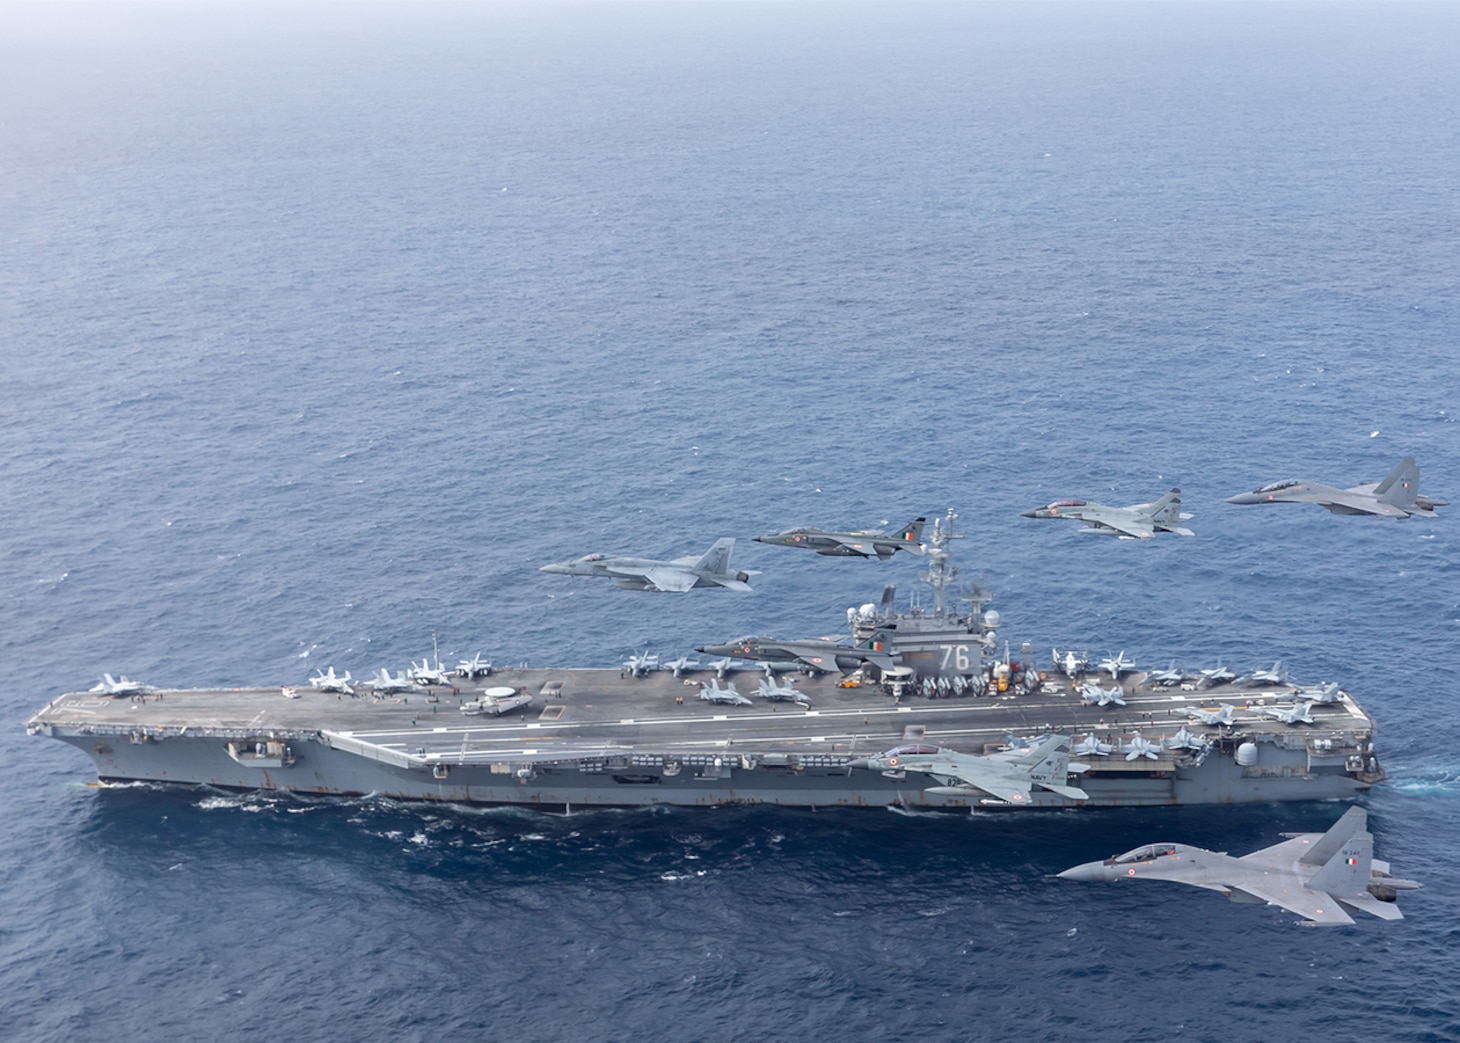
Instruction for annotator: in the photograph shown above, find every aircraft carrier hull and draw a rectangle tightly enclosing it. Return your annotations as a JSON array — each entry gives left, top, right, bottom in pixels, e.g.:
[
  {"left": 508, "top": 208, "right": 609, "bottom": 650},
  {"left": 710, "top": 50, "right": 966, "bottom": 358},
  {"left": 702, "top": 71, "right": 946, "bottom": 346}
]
[{"left": 28, "top": 665, "right": 1383, "bottom": 810}]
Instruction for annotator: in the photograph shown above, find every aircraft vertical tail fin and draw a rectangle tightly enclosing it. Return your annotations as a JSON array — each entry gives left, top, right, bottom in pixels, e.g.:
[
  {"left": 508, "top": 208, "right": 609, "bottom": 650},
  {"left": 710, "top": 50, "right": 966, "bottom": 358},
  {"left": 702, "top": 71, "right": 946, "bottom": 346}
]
[
  {"left": 1300, "top": 806, "right": 1368, "bottom": 866},
  {"left": 1019, "top": 735, "right": 1070, "bottom": 784},
  {"left": 894, "top": 517, "right": 927, "bottom": 546},
  {"left": 1308, "top": 828, "right": 1374, "bottom": 899},
  {"left": 1146, "top": 488, "right": 1182, "bottom": 522},
  {"left": 1374, "top": 457, "right": 1419, "bottom": 508},
  {"left": 693, "top": 538, "right": 736, "bottom": 576}
]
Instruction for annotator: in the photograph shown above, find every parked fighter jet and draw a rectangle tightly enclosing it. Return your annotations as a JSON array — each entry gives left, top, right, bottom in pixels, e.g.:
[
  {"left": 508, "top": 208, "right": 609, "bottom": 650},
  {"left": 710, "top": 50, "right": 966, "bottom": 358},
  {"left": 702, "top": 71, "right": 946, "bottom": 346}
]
[
  {"left": 698, "top": 679, "right": 752, "bottom": 706},
  {"left": 1079, "top": 682, "right": 1127, "bottom": 708},
  {"left": 1227, "top": 456, "right": 1446, "bottom": 519},
  {"left": 1021, "top": 489, "right": 1194, "bottom": 539},
  {"left": 754, "top": 516, "right": 926, "bottom": 559},
  {"left": 1098, "top": 651, "right": 1137, "bottom": 679},
  {"left": 756, "top": 677, "right": 811, "bottom": 706},
  {"left": 663, "top": 654, "right": 701, "bottom": 677},
  {"left": 309, "top": 667, "right": 354, "bottom": 695},
  {"left": 1262, "top": 701, "right": 1317, "bottom": 725},
  {"left": 853, "top": 735, "right": 1088, "bottom": 805},
  {"left": 1178, "top": 703, "right": 1237, "bottom": 727},
  {"left": 1052, "top": 648, "right": 1089, "bottom": 680},
  {"left": 367, "top": 668, "right": 418, "bottom": 694},
  {"left": 1164, "top": 726, "right": 1210, "bottom": 752},
  {"left": 1291, "top": 681, "right": 1344, "bottom": 705},
  {"left": 409, "top": 657, "right": 451, "bottom": 687},
  {"left": 1121, "top": 731, "right": 1162, "bottom": 761},
  {"left": 622, "top": 652, "right": 659, "bottom": 678},
  {"left": 1239, "top": 661, "right": 1288, "bottom": 687},
  {"left": 1194, "top": 663, "right": 1236, "bottom": 688},
  {"left": 1073, "top": 734, "right": 1115, "bottom": 757},
  {"left": 1145, "top": 662, "right": 1187, "bottom": 687},
  {"left": 540, "top": 538, "right": 756, "bottom": 592},
  {"left": 455, "top": 653, "right": 493, "bottom": 680},
  {"left": 1058, "top": 807, "right": 1420, "bottom": 926},
  {"left": 706, "top": 656, "right": 755, "bottom": 679},
  {"left": 697, "top": 635, "right": 897, "bottom": 675},
  {"left": 90, "top": 673, "right": 151, "bottom": 696}
]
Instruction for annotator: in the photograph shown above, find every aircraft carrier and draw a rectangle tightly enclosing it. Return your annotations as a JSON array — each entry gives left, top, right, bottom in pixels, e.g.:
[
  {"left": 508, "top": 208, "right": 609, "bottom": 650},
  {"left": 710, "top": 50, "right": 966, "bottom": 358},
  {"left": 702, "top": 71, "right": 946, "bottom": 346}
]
[{"left": 26, "top": 514, "right": 1384, "bottom": 810}]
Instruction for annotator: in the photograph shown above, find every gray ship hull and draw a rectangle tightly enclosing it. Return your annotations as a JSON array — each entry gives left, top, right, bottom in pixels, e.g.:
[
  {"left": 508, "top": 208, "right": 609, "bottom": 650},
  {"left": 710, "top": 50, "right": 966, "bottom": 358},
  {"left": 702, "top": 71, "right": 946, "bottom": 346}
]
[{"left": 29, "top": 665, "right": 1381, "bottom": 810}]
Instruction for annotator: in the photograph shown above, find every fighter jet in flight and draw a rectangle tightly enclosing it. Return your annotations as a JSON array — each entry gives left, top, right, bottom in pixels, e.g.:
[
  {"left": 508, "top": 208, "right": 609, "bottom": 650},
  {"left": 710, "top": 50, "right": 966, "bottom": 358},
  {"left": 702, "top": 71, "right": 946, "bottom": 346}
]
[
  {"left": 540, "top": 538, "right": 756, "bottom": 592},
  {"left": 1227, "top": 456, "right": 1446, "bottom": 518},
  {"left": 853, "top": 735, "right": 1088, "bottom": 805},
  {"left": 1021, "top": 489, "right": 1194, "bottom": 539},
  {"left": 754, "top": 516, "right": 927, "bottom": 559},
  {"left": 1058, "top": 807, "right": 1420, "bottom": 926},
  {"left": 697, "top": 635, "right": 898, "bottom": 675}
]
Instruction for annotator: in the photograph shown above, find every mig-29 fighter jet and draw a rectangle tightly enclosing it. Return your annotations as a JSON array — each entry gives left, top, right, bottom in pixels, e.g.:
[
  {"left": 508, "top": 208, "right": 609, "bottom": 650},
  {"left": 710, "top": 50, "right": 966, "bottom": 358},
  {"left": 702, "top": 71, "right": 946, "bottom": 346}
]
[
  {"left": 697, "top": 635, "right": 898, "bottom": 676},
  {"left": 1227, "top": 456, "right": 1446, "bottom": 518},
  {"left": 1058, "top": 807, "right": 1420, "bottom": 926},
  {"left": 1021, "top": 489, "right": 1194, "bottom": 539},
  {"left": 852, "top": 735, "right": 1088, "bottom": 805},
  {"left": 754, "top": 516, "right": 926, "bottom": 559},
  {"left": 540, "top": 538, "right": 756, "bottom": 592}
]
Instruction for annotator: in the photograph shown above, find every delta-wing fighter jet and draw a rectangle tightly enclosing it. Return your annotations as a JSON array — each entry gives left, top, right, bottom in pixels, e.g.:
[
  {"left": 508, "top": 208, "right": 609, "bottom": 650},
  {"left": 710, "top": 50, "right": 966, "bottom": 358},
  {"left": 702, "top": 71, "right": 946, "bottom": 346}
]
[
  {"left": 853, "top": 735, "right": 1089, "bottom": 805},
  {"left": 697, "top": 635, "right": 897, "bottom": 675},
  {"left": 1058, "top": 807, "right": 1421, "bottom": 926},
  {"left": 309, "top": 667, "right": 355, "bottom": 695},
  {"left": 1021, "top": 489, "right": 1194, "bottom": 539},
  {"left": 1227, "top": 456, "right": 1446, "bottom": 518},
  {"left": 540, "top": 538, "right": 756, "bottom": 592},
  {"left": 89, "top": 673, "right": 152, "bottom": 697},
  {"left": 754, "top": 516, "right": 927, "bottom": 559}
]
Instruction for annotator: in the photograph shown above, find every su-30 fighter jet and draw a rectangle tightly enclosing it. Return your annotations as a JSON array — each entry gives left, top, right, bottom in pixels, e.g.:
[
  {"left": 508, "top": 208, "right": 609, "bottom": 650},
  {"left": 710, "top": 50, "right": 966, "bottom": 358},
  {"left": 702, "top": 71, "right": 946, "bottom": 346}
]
[
  {"left": 1058, "top": 807, "right": 1420, "bottom": 926},
  {"left": 1021, "top": 489, "right": 1194, "bottom": 539},
  {"left": 754, "top": 516, "right": 926, "bottom": 559},
  {"left": 1227, "top": 456, "right": 1446, "bottom": 518},
  {"left": 540, "top": 538, "right": 756, "bottom": 592}
]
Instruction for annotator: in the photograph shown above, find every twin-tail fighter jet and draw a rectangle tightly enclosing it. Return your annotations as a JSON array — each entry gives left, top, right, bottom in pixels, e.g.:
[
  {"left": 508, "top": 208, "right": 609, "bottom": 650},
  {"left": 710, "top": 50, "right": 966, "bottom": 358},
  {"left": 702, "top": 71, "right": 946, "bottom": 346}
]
[
  {"left": 1227, "top": 456, "right": 1446, "bottom": 519},
  {"left": 754, "top": 516, "right": 927, "bottom": 559},
  {"left": 90, "top": 673, "right": 152, "bottom": 697},
  {"left": 308, "top": 667, "right": 354, "bottom": 695},
  {"left": 1021, "top": 489, "right": 1194, "bottom": 539},
  {"left": 540, "top": 538, "right": 756, "bottom": 592},
  {"left": 1058, "top": 807, "right": 1420, "bottom": 926},
  {"left": 852, "top": 735, "right": 1088, "bottom": 806}
]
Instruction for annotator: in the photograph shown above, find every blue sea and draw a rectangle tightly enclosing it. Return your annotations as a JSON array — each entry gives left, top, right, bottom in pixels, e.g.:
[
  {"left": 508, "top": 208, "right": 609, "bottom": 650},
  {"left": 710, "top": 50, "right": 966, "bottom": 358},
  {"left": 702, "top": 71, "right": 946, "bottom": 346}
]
[{"left": 3, "top": 2, "right": 1458, "bottom": 1040}]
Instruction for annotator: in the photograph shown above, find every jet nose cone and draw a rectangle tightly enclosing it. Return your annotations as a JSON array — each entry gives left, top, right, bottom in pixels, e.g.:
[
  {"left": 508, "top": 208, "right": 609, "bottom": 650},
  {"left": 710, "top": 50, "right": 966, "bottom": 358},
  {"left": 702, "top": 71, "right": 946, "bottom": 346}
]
[
  {"left": 1056, "top": 862, "right": 1106, "bottom": 883},
  {"left": 1020, "top": 508, "right": 1039, "bottom": 519},
  {"left": 752, "top": 536, "right": 769, "bottom": 544},
  {"left": 846, "top": 758, "right": 870, "bottom": 770},
  {"left": 539, "top": 563, "right": 569, "bottom": 574},
  {"left": 1225, "top": 493, "right": 1256, "bottom": 505}
]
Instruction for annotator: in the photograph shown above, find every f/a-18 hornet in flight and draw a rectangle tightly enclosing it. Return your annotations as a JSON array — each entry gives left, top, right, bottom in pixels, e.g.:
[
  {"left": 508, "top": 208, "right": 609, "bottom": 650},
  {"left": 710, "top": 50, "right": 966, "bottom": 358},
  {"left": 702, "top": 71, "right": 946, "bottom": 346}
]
[
  {"left": 1227, "top": 456, "right": 1446, "bottom": 518},
  {"left": 754, "top": 516, "right": 926, "bottom": 559},
  {"left": 540, "top": 538, "right": 756, "bottom": 592},
  {"left": 1021, "top": 489, "right": 1194, "bottom": 539},
  {"left": 1058, "top": 807, "right": 1419, "bottom": 925}
]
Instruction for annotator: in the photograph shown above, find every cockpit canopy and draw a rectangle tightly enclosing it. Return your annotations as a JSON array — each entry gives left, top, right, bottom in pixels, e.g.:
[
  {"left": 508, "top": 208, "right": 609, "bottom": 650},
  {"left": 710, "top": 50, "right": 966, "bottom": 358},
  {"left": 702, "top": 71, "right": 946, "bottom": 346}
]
[
  {"left": 1253, "top": 480, "right": 1299, "bottom": 494},
  {"left": 885, "top": 744, "right": 942, "bottom": 757},
  {"left": 1047, "top": 499, "right": 1088, "bottom": 508},
  {"left": 1110, "top": 843, "right": 1180, "bottom": 864}
]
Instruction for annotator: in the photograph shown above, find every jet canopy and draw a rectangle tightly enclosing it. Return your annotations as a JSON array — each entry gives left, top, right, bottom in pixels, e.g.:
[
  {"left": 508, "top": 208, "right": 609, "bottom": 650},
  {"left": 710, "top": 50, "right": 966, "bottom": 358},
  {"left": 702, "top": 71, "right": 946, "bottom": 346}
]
[
  {"left": 1047, "top": 499, "right": 1088, "bottom": 508},
  {"left": 884, "top": 743, "right": 943, "bottom": 757},
  {"left": 1110, "top": 843, "right": 1180, "bottom": 864},
  {"left": 1253, "top": 480, "right": 1299, "bottom": 494}
]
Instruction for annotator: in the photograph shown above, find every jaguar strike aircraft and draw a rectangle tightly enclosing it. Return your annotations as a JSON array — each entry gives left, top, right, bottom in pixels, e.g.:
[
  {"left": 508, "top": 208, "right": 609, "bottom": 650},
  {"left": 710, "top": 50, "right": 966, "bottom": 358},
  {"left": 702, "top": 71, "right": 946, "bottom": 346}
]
[
  {"left": 1058, "top": 807, "right": 1420, "bottom": 926},
  {"left": 1227, "top": 456, "right": 1446, "bottom": 518},
  {"left": 540, "top": 538, "right": 756, "bottom": 592},
  {"left": 852, "top": 735, "right": 1088, "bottom": 805},
  {"left": 754, "top": 516, "right": 927, "bottom": 559},
  {"left": 1021, "top": 489, "right": 1194, "bottom": 539}
]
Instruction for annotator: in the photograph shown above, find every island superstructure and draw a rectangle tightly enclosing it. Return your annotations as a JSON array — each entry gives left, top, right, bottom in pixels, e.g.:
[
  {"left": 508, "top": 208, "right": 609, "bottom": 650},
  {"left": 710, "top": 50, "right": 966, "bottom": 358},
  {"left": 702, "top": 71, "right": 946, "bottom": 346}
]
[{"left": 26, "top": 513, "right": 1384, "bottom": 810}]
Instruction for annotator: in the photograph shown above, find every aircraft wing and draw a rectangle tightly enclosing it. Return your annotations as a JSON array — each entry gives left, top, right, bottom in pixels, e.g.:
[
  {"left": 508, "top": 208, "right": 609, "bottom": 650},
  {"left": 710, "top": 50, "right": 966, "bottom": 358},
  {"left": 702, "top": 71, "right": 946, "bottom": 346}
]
[
  {"left": 611, "top": 565, "right": 697, "bottom": 592},
  {"left": 1079, "top": 512, "right": 1153, "bottom": 538},
  {"left": 706, "top": 576, "right": 754, "bottom": 592},
  {"left": 1227, "top": 880, "right": 1356, "bottom": 925},
  {"left": 931, "top": 760, "right": 1037, "bottom": 805}
]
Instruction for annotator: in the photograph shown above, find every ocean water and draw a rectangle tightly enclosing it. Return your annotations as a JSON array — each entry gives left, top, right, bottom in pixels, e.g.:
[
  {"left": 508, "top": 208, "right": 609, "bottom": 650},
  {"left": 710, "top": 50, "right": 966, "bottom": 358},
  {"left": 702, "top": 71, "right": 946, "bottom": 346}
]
[{"left": 2, "top": 2, "right": 1458, "bottom": 1040}]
